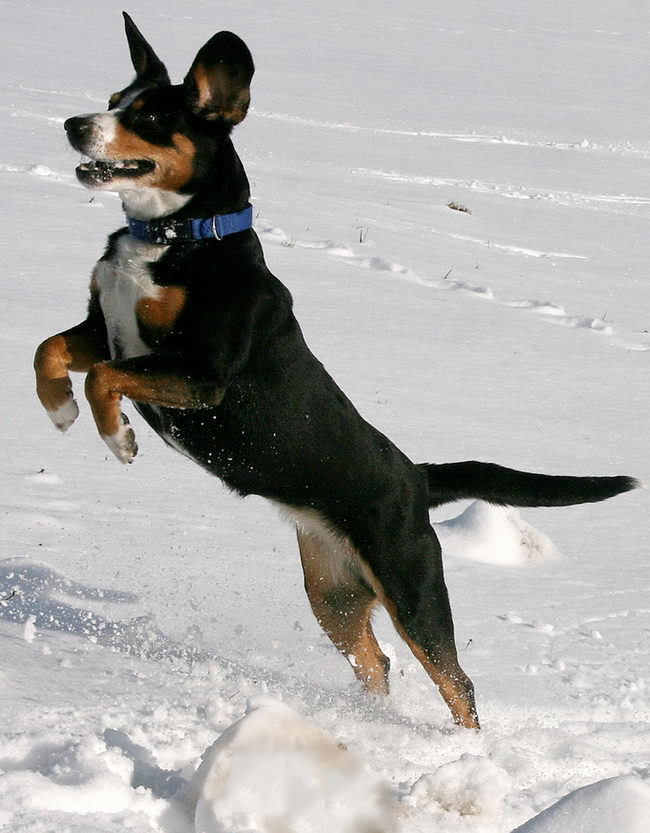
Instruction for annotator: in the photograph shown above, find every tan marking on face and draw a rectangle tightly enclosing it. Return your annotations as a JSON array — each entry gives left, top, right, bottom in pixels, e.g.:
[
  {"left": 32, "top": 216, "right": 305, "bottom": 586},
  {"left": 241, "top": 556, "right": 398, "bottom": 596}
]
[
  {"left": 136, "top": 286, "right": 186, "bottom": 335},
  {"left": 105, "top": 126, "right": 196, "bottom": 190},
  {"left": 130, "top": 98, "right": 145, "bottom": 110}
]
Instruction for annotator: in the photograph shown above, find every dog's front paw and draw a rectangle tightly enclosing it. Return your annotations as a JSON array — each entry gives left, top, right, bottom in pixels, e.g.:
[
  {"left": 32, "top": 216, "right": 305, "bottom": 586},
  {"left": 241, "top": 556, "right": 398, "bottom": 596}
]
[
  {"left": 102, "top": 413, "right": 138, "bottom": 464},
  {"left": 47, "top": 397, "right": 80, "bottom": 433}
]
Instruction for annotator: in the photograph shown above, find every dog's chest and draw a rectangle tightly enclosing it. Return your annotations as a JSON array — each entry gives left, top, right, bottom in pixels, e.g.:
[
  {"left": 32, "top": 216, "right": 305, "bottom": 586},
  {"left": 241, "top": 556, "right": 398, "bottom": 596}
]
[{"left": 93, "top": 234, "right": 169, "bottom": 359}]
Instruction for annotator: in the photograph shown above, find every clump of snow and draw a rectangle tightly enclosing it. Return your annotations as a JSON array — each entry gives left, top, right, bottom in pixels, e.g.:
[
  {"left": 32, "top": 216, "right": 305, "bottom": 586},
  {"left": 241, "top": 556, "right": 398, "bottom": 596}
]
[
  {"left": 22, "top": 615, "right": 37, "bottom": 643},
  {"left": 434, "top": 501, "right": 561, "bottom": 566},
  {"left": 403, "top": 753, "right": 511, "bottom": 817},
  {"left": 0, "top": 734, "right": 166, "bottom": 824},
  {"left": 511, "top": 775, "right": 650, "bottom": 833},
  {"left": 27, "top": 164, "right": 58, "bottom": 177},
  {"left": 188, "top": 698, "right": 396, "bottom": 833}
]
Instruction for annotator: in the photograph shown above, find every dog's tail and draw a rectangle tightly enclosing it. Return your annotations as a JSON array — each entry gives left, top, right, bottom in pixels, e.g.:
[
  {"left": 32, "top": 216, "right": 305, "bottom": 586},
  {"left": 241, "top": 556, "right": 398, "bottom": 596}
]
[{"left": 419, "top": 461, "right": 641, "bottom": 509}]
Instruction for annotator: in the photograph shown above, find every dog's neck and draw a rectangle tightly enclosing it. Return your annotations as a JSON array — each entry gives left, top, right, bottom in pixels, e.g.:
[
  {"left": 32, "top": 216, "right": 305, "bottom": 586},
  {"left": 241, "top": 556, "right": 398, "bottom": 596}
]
[
  {"left": 120, "top": 140, "right": 251, "bottom": 222},
  {"left": 120, "top": 188, "right": 193, "bottom": 221}
]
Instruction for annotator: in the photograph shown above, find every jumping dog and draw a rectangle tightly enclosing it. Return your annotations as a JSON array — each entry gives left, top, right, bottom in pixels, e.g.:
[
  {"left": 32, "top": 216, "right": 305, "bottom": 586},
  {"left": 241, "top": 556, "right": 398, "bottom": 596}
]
[{"left": 34, "top": 13, "right": 638, "bottom": 729}]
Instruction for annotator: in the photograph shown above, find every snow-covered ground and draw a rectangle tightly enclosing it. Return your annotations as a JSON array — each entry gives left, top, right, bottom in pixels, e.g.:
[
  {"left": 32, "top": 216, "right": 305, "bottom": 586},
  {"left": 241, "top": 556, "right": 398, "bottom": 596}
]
[{"left": 1, "top": 1, "right": 649, "bottom": 830}]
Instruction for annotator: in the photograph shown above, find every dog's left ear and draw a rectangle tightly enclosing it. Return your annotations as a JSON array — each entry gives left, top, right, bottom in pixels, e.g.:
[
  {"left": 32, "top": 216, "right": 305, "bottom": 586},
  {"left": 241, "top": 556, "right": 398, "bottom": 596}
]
[
  {"left": 184, "top": 32, "right": 254, "bottom": 124},
  {"left": 123, "top": 11, "right": 170, "bottom": 86}
]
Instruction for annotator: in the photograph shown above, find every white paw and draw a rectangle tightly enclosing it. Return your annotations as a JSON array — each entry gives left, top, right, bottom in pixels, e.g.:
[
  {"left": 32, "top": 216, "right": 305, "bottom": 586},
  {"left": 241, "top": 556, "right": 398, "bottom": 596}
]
[
  {"left": 47, "top": 398, "right": 79, "bottom": 433},
  {"left": 101, "top": 414, "right": 138, "bottom": 464}
]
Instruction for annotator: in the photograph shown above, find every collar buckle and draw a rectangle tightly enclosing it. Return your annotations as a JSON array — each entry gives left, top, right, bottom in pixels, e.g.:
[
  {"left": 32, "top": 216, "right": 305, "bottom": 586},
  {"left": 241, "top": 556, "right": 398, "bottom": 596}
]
[
  {"left": 210, "top": 215, "right": 223, "bottom": 241},
  {"left": 126, "top": 204, "right": 253, "bottom": 245}
]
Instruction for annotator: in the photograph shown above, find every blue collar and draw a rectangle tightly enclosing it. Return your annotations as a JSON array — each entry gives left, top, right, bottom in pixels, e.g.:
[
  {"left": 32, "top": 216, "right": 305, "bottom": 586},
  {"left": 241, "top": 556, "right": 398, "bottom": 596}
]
[{"left": 126, "top": 203, "right": 253, "bottom": 244}]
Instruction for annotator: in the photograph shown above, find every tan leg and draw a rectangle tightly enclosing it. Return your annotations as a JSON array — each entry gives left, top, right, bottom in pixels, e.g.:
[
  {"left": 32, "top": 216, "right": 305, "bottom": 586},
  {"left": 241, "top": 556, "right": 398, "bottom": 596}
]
[
  {"left": 384, "top": 598, "right": 479, "bottom": 730},
  {"left": 297, "top": 529, "right": 390, "bottom": 695},
  {"left": 84, "top": 355, "right": 226, "bottom": 463},
  {"left": 363, "top": 546, "right": 480, "bottom": 730},
  {"left": 34, "top": 321, "right": 109, "bottom": 432}
]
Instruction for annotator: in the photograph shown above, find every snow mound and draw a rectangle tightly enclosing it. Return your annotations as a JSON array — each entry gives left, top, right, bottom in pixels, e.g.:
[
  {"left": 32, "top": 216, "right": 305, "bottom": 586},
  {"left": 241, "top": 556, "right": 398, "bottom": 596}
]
[
  {"left": 0, "top": 733, "right": 166, "bottom": 827},
  {"left": 511, "top": 775, "right": 650, "bottom": 833},
  {"left": 404, "top": 754, "right": 511, "bottom": 817},
  {"left": 188, "top": 699, "right": 396, "bottom": 833},
  {"left": 434, "top": 501, "right": 560, "bottom": 566}
]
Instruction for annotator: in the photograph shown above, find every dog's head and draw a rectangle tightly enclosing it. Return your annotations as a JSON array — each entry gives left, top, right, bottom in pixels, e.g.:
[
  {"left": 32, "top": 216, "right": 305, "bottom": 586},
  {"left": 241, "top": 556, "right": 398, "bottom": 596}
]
[{"left": 64, "top": 13, "right": 254, "bottom": 219}]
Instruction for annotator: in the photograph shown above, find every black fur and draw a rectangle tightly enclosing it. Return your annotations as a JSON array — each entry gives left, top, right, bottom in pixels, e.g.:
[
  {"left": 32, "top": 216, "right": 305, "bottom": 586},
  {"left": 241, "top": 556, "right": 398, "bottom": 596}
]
[{"left": 423, "top": 461, "right": 638, "bottom": 509}]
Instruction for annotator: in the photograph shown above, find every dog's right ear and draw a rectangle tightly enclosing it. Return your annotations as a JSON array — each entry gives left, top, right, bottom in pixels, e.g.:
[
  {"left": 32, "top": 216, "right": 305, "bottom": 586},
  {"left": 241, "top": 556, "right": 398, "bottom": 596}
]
[
  {"left": 122, "top": 11, "right": 170, "bottom": 86},
  {"left": 184, "top": 31, "right": 254, "bottom": 124}
]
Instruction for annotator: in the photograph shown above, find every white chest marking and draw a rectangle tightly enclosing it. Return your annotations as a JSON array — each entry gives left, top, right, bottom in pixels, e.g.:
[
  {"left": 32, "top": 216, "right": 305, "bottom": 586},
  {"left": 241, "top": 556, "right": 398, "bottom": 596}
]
[
  {"left": 120, "top": 188, "right": 192, "bottom": 220},
  {"left": 94, "top": 234, "right": 167, "bottom": 360}
]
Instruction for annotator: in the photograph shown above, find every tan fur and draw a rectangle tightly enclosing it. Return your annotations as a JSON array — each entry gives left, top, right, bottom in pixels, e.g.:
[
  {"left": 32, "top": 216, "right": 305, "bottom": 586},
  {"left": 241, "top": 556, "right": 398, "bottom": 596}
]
[
  {"left": 189, "top": 60, "right": 251, "bottom": 123},
  {"left": 34, "top": 324, "right": 106, "bottom": 413},
  {"left": 290, "top": 509, "right": 479, "bottom": 729},
  {"left": 106, "top": 127, "right": 196, "bottom": 191},
  {"left": 136, "top": 285, "right": 186, "bottom": 336},
  {"left": 296, "top": 529, "right": 390, "bottom": 696}
]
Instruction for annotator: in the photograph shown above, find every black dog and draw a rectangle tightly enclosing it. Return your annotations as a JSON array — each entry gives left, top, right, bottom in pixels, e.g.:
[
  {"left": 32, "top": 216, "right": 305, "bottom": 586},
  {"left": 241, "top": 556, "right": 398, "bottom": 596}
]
[{"left": 34, "top": 13, "right": 638, "bottom": 729}]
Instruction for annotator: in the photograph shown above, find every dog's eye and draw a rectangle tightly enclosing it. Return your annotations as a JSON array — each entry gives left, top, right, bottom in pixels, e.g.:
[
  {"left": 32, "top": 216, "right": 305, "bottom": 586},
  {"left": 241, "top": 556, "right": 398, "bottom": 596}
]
[{"left": 142, "top": 111, "right": 158, "bottom": 124}]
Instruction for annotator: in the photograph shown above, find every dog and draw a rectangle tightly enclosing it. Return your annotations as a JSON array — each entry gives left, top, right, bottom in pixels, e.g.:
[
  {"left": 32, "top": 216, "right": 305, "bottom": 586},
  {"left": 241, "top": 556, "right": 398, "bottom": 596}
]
[{"left": 33, "top": 13, "right": 638, "bottom": 730}]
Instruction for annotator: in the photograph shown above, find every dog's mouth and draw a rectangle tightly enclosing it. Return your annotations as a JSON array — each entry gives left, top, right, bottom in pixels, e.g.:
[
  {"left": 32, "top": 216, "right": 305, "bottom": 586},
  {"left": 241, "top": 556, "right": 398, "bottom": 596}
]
[{"left": 76, "top": 157, "right": 156, "bottom": 185}]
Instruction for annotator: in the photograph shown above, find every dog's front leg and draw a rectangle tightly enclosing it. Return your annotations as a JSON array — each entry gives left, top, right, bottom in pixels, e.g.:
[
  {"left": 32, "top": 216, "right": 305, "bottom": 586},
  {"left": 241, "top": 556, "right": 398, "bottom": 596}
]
[
  {"left": 84, "top": 355, "right": 226, "bottom": 463},
  {"left": 34, "top": 320, "right": 110, "bottom": 432}
]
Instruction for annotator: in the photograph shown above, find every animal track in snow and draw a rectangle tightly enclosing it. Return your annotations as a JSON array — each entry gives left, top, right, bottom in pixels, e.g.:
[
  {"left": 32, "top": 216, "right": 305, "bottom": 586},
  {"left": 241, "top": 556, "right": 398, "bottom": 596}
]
[
  {"left": 354, "top": 167, "right": 650, "bottom": 213},
  {"left": 251, "top": 109, "right": 650, "bottom": 160},
  {"left": 257, "top": 221, "right": 650, "bottom": 352}
]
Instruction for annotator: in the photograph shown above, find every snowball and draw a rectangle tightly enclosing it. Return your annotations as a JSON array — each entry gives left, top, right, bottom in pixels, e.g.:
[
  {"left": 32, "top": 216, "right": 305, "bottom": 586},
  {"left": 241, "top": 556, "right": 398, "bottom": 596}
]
[
  {"left": 23, "top": 615, "right": 37, "bottom": 644},
  {"left": 511, "top": 775, "right": 650, "bottom": 833},
  {"left": 435, "top": 501, "right": 561, "bottom": 567},
  {"left": 404, "top": 753, "right": 511, "bottom": 817},
  {"left": 188, "top": 699, "right": 396, "bottom": 833}
]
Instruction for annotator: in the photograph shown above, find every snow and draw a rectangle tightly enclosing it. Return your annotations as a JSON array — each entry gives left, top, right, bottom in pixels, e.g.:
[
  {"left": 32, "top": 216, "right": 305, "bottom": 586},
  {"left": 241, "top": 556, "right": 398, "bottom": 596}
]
[
  {"left": 188, "top": 699, "right": 395, "bottom": 832},
  {"left": 1, "top": 1, "right": 649, "bottom": 831},
  {"left": 435, "top": 502, "right": 561, "bottom": 567},
  {"left": 404, "top": 753, "right": 512, "bottom": 818},
  {"left": 511, "top": 775, "right": 650, "bottom": 833}
]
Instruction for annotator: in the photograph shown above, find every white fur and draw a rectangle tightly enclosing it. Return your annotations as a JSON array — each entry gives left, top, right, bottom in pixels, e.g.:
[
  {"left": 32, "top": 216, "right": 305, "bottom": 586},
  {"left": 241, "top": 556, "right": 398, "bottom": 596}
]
[
  {"left": 275, "top": 502, "right": 372, "bottom": 587},
  {"left": 93, "top": 234, "right": 166, "bottom": 360},
  {"left": 114, "top": 87, "right": 146, "bottom": 109},
  {"left": 47, "top": 398, "right": 79, "bottom": 433},
  {"left": 76, "top": 111, "right": 118, "bottom": 160},
  {"left": 119, "top": 187, "right": 192, "bottom": 220},
  {"left": 102, "top": 419, "right": 137, "bottom": 464}
]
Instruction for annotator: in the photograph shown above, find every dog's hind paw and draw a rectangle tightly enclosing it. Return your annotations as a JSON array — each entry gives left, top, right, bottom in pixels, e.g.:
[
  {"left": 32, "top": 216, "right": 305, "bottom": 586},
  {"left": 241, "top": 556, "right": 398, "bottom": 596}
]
[
  {"left": 102, "top": 413, "right": 138, "bottom": 464},
  {"left": 47, "top": 398, "right": 80, "bottom": 433}
]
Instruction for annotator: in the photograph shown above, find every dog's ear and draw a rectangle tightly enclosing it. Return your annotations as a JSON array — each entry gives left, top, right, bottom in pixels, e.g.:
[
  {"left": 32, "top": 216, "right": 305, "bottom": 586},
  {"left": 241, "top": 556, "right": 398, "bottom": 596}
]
[
  {"left": 122, "top": 11, "right": 170, "bottom": 86},
  {"left": 184, "top": 32, "right": 254, "bottom": 124}
]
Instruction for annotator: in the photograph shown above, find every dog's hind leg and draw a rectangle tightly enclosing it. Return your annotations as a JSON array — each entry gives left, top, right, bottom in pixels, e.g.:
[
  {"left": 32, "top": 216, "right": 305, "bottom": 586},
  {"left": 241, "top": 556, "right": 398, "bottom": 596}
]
[
  {"left": 365, "top": 530, "right": 480, "bottom": 730},
  {"left": 297, "top": 529, "right": 390, "bottom": 695}
]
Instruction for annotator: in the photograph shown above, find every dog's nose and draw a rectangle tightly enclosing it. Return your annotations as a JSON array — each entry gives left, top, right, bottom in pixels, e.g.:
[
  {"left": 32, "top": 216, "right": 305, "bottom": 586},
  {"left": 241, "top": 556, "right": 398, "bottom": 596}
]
[{"left": 64, "top": 116, "right": 91, "bottom": 142}]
